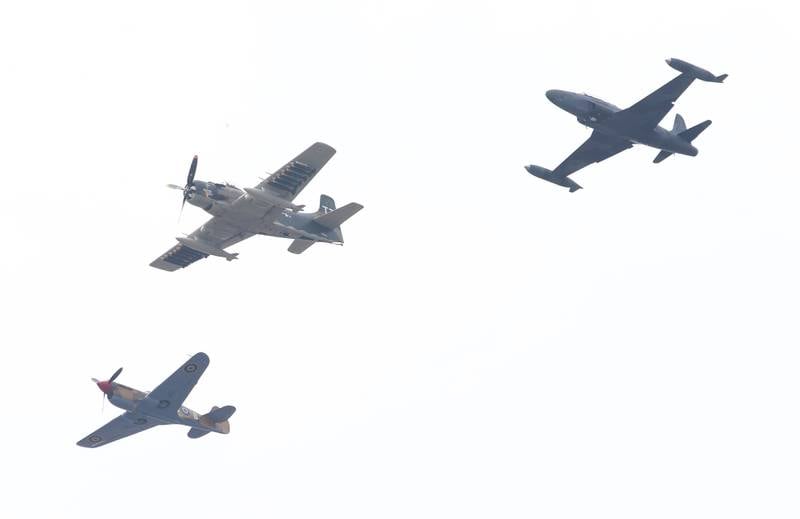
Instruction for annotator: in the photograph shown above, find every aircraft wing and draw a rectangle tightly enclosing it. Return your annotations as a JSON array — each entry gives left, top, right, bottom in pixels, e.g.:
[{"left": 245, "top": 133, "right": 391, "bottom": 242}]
[
  {"left": 255, "top": 142, "right": 336, "bottom": 202},
  {"left": 150, "top": 216, "right": 254, "bottom": 271},
  {"left": 143, "top": 352, "right": 210, "bottom": 416},
  {"left": 604, "top": 73, "right": 695, "bottom": 132},
  {"left": 76, "top": 412, "right": 158, "bottom": 448},
  {"left": 553, "top": 130, "right": 633, "bottom": 178}
]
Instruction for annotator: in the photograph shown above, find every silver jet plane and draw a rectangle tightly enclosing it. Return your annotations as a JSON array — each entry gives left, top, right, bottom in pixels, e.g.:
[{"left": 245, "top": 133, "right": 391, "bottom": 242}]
[
  {"left": 151, "top": 142, "right": 363, "bottom": 271},
  {"left": 526, "top": 58, "right": 727, "bottom": 191}
]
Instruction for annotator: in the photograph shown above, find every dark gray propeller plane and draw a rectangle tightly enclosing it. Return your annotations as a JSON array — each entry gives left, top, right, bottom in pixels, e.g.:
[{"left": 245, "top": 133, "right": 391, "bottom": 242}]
[{"left": 526, "top": 58, "right": 727, "bottom": 191}]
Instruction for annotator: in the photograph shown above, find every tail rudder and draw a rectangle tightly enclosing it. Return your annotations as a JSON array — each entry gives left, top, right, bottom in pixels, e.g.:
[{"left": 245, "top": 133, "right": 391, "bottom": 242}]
[
  {"left": 672, "top": 114, "right": 686, "bottom": 134},
  {"left": 318, "top": 194, "right": 336, "bottom": 214}
]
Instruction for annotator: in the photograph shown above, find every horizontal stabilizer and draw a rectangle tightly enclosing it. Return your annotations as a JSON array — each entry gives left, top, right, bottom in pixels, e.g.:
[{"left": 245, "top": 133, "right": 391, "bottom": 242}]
[
  {"left": 679, "top": 120, "right": 712, "bottom": 142},
  {"left": 653, "top": 150, "right": 673, "bottom": 163},
  {"left": 187, "top": 428, "right": 211, "bottom": 439},
  {"left": 714, "top": 74, "right": 728, "bottom": 83},
  {"left": 313, "top": 202, "right": 364, "bottom": 229},
  {"left": 288, "top": 238, "right": 315, "bottom": 254},
  {"left": 203, "top": 405, "right": 236, "bottom": 423}
]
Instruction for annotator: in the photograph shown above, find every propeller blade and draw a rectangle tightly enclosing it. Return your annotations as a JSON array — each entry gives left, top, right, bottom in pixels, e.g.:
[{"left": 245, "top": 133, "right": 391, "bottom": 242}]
[
  {"left": 109, "top": 367, "right": 123, "bottom": 383},
  {"left": 166, "top": 184, "right": 184, "bottom": 190},
  {"left": 178, "top": 196, "right": 187, "bottom": 224},
  {"left": 187, "top": 155, "right": 198, "bottom": 186}
]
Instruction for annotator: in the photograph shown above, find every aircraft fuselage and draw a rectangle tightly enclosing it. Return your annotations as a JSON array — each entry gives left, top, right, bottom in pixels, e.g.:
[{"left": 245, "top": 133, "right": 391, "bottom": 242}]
[
  {"left": 103, "top": 382, "right": 218, "bottom": 431},
  {"left": 185, "top": 181, "right": 341, "bottom": 244},
  {"left": 545, "top": 89, "right": 697, "bottom": 156}
]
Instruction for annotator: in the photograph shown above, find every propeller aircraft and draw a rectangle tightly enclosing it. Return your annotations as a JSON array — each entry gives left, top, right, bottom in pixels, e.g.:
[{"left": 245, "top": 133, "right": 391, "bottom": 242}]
[
  {"left": 77, "top": 352, "right": 235, "bottom": 448},
  {"left": 151, "top": 141, "right": 364, "bottom": 271}
]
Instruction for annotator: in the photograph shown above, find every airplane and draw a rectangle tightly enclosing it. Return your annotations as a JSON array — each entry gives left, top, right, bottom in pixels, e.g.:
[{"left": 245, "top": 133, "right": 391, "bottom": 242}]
[
  {"left": 525, "top": 58, "right": 727, "bottom": 191},
  {"left": 77, "top": 352, "right": 235, "bottom": 448},
  {"left": 150, "top": 142, "right": 363, "bottom": 271}
]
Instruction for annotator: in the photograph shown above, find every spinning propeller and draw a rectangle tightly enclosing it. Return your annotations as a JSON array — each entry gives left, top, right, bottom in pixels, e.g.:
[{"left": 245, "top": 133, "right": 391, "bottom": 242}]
[
  {"left": 92, "top": 366, "right": 122, "bottom": 396},
  {"left": 167, "top": 155, "right": 199, "bottom": 221},
  {"left": 92, "top": 367, "right": 122, "bottom": 413}
]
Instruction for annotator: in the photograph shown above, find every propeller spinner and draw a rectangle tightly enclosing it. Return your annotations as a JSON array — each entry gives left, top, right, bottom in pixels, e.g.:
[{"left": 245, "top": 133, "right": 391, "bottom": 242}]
[{"left": 93, "top": 367, "right": 122, "bottom": 396}]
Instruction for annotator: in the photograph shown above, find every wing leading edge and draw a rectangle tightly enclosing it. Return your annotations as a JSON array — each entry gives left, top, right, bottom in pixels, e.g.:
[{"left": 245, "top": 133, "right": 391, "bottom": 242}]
[
  {"left": 141, "top": 352, "right": 210, "bottom": 418},
  {"left": 553, "top": 130, "right": 633, "bottom": 178},
  {"left": 76, "top": 412, "right": 158, "bottom": 448},
  {"left": 603, "top": 73, "right": 695, "bottom": 133},
  {"left": 150, "top": 219, "right": 254, "bottom": 272},
  {"left": 256, "top": 142, "right": 337, "bottom": 202}
]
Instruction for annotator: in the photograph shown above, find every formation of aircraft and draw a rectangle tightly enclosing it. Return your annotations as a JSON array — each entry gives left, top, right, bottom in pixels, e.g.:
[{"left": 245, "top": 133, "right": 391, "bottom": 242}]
[
  {"left": 526, "top": 58, "right": 727, "bottom": 191},
  {"left": 79, "top": 57, "right": 728, "bottom": 448},
  {"left": 150, "top": 142, "right": 363, "bottom": 271},
  {"left": 77, "top": 353, "right": 234, "bottom": 448}
]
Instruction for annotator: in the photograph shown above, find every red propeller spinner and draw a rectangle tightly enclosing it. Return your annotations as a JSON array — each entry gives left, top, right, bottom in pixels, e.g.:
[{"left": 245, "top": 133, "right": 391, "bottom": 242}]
[{"left": 93, "top": 367, "right": 122, "bottom": 396}]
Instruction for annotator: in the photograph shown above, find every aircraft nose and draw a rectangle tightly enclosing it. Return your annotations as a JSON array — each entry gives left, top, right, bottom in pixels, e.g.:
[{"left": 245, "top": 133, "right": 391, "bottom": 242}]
[{"left": 96, "top": 380, "right": 112, "bottom": 394}]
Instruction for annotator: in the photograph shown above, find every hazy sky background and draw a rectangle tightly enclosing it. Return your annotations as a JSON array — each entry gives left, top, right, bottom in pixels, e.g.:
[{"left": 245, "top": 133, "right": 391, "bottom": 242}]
[{"left": 1, "top": 1, "right": 798, "bottom": 518}]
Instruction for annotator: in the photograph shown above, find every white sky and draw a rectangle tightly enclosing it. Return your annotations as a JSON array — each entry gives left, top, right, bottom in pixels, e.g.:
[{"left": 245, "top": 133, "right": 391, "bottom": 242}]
[{"left": 1, "top": 1, "right": 798, "bottom": 518}]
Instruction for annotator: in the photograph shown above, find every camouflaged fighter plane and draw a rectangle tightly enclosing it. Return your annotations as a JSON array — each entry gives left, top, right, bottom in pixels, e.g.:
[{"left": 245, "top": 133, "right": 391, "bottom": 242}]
[
  {"left": 526, "top": 58, "right": 727, "bottom": 191},
  {"left": 77, "top": 352, "right": 234, "bottom": 448},
  {"left": 150, "top": 142, "right": 363, "bottom": 271}
]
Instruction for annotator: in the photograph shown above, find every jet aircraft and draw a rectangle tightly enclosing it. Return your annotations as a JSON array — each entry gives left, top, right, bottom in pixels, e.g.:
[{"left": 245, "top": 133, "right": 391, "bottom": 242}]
[
  {"left": 151, "top": 142, "right": 363, "bottom": 271},
  {"left": 77, "top": 352, "right": 234, "bottom": 448},
  {"left": 526, "top": 58, "right": 727, "bottom": 191}
]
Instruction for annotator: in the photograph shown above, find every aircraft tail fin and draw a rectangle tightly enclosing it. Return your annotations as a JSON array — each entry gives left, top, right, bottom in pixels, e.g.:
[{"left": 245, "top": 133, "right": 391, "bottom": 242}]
[
  {"left": 318, "top": 194, "right": 336, "bottom": 213},
  {"left": 672, "top": 114, "right": 686, "bottom": 134},
  {"left": 714, "top": 74, "right": 728, "bottom": 83},
  {"left": 195, "top": 405, "right": 236, "bottom": 435}
]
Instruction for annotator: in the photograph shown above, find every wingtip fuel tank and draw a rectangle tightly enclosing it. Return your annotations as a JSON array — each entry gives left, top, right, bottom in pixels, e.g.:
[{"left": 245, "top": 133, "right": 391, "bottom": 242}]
[
  {"left": 525, "top": 165, "right": 582, "bottom": 192},
  {"left": 666, "top": 58, "right": 727, "bottom": 83}
]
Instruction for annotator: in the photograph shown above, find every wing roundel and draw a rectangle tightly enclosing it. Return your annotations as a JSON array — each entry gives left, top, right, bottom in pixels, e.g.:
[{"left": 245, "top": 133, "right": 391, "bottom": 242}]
[{"left": 141, "top": 353, "right": 210, "bottom": 417}]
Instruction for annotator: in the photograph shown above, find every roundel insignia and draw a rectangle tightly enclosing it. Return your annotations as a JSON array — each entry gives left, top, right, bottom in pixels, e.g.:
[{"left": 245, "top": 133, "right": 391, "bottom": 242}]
[
  {"left": 89, "top": 435, "right": 102, "bottom": 443},
  {"left": 158, "top": 399, "right": 171, "bottom": 409},
  {"left": 185, "top": 363, "right": 197, "bottom": 373}
]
